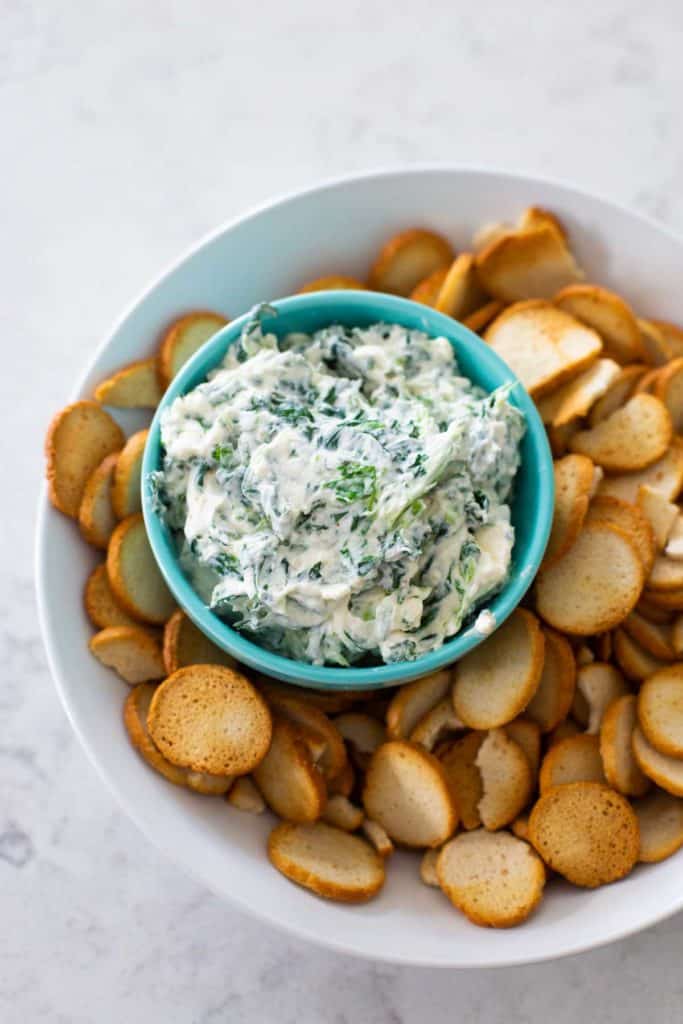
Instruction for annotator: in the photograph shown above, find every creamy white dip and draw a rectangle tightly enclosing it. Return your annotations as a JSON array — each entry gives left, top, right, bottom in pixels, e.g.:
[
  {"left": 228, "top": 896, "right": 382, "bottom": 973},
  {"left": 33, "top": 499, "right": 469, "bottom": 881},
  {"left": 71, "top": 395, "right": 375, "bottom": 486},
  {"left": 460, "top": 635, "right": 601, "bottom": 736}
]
[{"left": 151, "top": 306, "right": 525, "bottom": 665}]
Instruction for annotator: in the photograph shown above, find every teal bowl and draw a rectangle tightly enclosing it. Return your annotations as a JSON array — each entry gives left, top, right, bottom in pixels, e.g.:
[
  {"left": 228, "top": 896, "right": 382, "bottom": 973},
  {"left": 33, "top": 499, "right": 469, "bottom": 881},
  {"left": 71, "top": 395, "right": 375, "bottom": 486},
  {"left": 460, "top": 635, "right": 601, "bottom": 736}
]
[{"left": 142, "top": 291, "right": 553, "bottom": 689}]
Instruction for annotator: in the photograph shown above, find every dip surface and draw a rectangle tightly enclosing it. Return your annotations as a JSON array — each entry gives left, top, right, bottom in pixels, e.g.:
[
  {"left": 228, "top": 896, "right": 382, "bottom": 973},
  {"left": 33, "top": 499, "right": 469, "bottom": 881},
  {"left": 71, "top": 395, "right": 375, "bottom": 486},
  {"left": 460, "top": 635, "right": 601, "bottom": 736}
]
[{"left": 152, "top": 309, "right": 525, "bottom": 665}]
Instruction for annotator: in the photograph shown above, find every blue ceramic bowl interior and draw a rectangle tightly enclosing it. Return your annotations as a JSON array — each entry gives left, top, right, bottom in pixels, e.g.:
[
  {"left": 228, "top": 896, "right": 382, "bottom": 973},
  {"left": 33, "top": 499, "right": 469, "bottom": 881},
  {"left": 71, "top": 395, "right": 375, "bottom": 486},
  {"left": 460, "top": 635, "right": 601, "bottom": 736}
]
[{"left": 142, "top": 291, "right": 554, "bottom": 689}]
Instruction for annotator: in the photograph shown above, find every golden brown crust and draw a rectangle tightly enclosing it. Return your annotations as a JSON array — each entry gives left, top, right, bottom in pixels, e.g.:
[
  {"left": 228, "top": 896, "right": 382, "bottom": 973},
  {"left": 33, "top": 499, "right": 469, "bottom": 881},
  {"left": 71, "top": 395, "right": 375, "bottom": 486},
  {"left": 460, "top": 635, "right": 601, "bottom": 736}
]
[
  {"left": 84, "top": 564, "right": 139, "bottom": 629},
  {"left": 600, "top": 695, "right": 651, "bottom": 797},
  {"left": 439, "top": 730, "right": 485, "bottom": 830},
  {"left": 94, "top": 357, "right": 163, "bottom": 408},
  {"left": 476, "top": 224, "right": 583, "bottom": 303},
  {"left": 386, "top": 670, "right": 452, "bottom": 740},
  {"left": 162, "top": 609, "right": 235, "bottom": 675},
  {"left": 462, "top": 299, "right": 504, "bottom": 333},
  {"left": 78, "top": 451, "right": 120, "bottom": 549},
  {"left": 89, "top": 625, "right": 165, "bottom": 684},
  {"left": 554, "top": 283, "right": 643, "bottom": 364},
  {"left": 106, "top": 514, "right": 176, "bottom": 624},
  {"left": 633, "top": 789, "right": 683, "bottom": 862},
  {"left": 543, "top": 455, "right": 595, "bottom": 567},
  {"left": 632, "top": 726, "right": 683, "bottom": 795},
  {"left": 569, "top": 394, "right": 673, "bottom": 472},
  {"left": 157, "top": 311, "right": 229, "bottom": 388},
  {"left": 586, "top": 495, "right": 656, "bottom": 576},
  {"left": 259, "top": 689, "right": 347, "bottom": 781},
  {"left": 268, "top": 821, "right": 385, "bottom": 903},
  {"left": 111, "top": 429, "right": 148, "bottom": 520},
  {"left": 253, "top": 718, "right": 327, "bottom": 822},
  {"left": 528, "top": 782, "right": 640, "bottom": 887},
  {"left": 45, "top": 400, "right": 125, "bottom": 518},
  {"left": 638, "top": 667, "right": 683, "bottom": 758},
  {"left": 368, "top": 228, "right": 454, "bottom": 296},
  {"left": 524, "top": 627, "right": 576, "bottom": 732},
  {"left": 409, "top": 266, "right": 449, "bottom": 306},
  {"left": 538, "top": 733, "right": 606, "bottom": 793}
]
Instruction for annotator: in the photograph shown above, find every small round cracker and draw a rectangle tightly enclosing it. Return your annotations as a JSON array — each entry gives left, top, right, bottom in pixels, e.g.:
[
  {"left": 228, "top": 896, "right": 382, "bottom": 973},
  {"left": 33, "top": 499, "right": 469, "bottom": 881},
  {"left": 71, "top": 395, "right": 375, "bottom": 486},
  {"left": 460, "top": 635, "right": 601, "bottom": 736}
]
[
  {"left": 543, "top": 454, "right": 595, "bottom": 566},
  {"left": 647, "top": 553, "right": 683, "bottom": 592},
  {"left": 649, "top": 319, "right": 683, "bottom": 358},
  {"left": 297, "top": 275, "right": 366, "bottom": 293},
  {"left": 253, "top": 717, "right": 326, "bottom": 822},
  {"left": 268, "top": 821, "right": 385, "bottom": 903},
  {"left": 633, "top": 789, "right": 683, "bottom": 863},
  {"left": 362, "top": 740, "right": 457, "bottom": 848},
  {"left": 632, "top": 726, "right": 683, "bottom": 796},
  {"left": 107, "top": 514, "right": 176, "bottom": 624},
  {"left": 148, "top": 664, "right": 272, "bottom": 776},
  {"left": 261, "top": 690, "right": 347, "bottom": 782},
  {"left": 420, "top": 848, "right": 440, "bottom": 887},
  {"left": 539, "top": 734, "right": 606, "bottom": 793},
  {"left": 475, "top": 224, "right": 583, "bottom": 304},
  {"left": 613, "top": 628, "right": 668, "bottom": 681},
  {"left": 639, "top": 318, "right": 674, "bottom": 366},
  {"left": 554, "top": 283, "right": 643, "bottom": 364},
  {"left": 622, "top": 610, "right": 674, "bottom": 661},
  {"left": 585, "top": 495, "right": 655, "bottom": 575},
  {"left": 600, "top": 694, "right": 650, "bottom": 797},
  {"left": 386, "top": 669, "right": 452, "bottom": 740},
  {"left": 84, "top": 563, "right": 138, "bottom": 629},
  {"left": 78, "top": 451, "right": 119, "bottom": 549},
  {"left": 535, "top": 522, "right": 644, "bottom": 635},
  {"left": 569, "top": 394, "right": 673, "bottom": 472},
  {"left": 452, "top": 609, "right": 544, "bottom": 729},
  {"left": 504, "top": 718, "right": 541, "bottom": 778},
  {"left": 437, "top": 830, "right": 545, "bottom": 928},
  {"left": 89, "top": 625, "right": 165, "bottom": 684},
  {"left": 528, "top": 781, "right": 639, "bottom": 887},
  {"left": 434, "top": 252, "right": 488, "bottom": 320},
  {"left": 576, "top": 662, "right": 628, "bottom": 734},
  {"left": 162, "top": 609, "right": 235, "bottom": 675},
  {"left": 368, "top": 228, "right": 454, "bottom": 296},
  {"left": 638, "top": 666, "right": 683, "bottom": 758},
  {"left": 157, "top": 311, "right": 228, "bottom": 388},
  {"left": 409, "top": 698, "right": 464, "bottom": 752},
  {"left": 94, "top": 357, "right": 162, "bottom": 408},
  {"left": 524, "top": 627, "right": 576, "bottom": 732},
  {"left": 45, "top": 400, "right": 125, "bottom": 518},
  {"left": 439, "top": 731, "right": 485, "bottom": 831},
  {"left": 588, "top": 363, "right": 648, "bottom": 426},
  {"left": 111, "top": 429, "right": 147, "bottom": 519},
  {"left": 597, "top": 439, "right": 683, "bottom": 504},
  {"left": 409, "top": 266, "right": 449, "bottom": 306},
  {"left": 462, "top": 299, "right": 504, "bottom": 334},
  {"left": 475, "top": 729, "right": 533, "bottom": 830}
]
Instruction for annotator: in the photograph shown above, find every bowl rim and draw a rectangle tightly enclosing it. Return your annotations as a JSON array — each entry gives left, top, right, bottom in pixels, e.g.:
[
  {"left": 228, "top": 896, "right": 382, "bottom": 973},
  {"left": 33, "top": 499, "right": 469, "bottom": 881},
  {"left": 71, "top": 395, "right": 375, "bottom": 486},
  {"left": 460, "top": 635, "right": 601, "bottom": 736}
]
[
  {"left": 35, "top": 164, "right": 683, "bottom": 967},
  {"left": 141, "top": 289, "right": 553, "bottom": 688}
]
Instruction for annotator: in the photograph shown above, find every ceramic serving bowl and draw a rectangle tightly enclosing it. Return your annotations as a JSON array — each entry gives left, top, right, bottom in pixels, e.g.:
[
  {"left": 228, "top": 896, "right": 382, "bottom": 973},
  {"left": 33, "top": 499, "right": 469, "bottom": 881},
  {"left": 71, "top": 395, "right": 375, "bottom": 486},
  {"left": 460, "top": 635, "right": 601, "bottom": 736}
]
[
  {"left": 142, "top": 289, "right": 553, "bottom": 689},
  {"left": 36, "top": 167, "right": 683, "bottom": 966}
]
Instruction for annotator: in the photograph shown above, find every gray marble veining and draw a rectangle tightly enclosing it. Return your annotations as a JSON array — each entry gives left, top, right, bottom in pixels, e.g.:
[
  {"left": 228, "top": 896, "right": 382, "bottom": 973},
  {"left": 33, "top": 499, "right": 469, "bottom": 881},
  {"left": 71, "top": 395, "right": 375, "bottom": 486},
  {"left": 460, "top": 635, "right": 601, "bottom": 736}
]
[{"left": 3, "top": 0, "right": 683, "bottom": 1020}]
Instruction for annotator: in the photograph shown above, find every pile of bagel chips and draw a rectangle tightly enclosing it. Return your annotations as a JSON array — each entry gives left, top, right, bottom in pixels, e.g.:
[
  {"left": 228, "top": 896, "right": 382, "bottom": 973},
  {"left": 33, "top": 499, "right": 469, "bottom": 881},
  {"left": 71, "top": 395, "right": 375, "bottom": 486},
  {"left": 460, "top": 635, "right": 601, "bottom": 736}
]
[{"left": 44, "top": 208, "right": 683, "bottom": 927}]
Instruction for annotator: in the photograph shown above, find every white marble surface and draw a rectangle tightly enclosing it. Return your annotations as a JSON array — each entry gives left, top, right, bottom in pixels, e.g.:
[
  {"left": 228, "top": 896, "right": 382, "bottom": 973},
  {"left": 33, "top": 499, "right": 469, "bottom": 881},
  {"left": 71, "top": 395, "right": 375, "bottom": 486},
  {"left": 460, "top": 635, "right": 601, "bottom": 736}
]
[{"left": 5, "top": 0, "right": 683, "bottom": 1019}]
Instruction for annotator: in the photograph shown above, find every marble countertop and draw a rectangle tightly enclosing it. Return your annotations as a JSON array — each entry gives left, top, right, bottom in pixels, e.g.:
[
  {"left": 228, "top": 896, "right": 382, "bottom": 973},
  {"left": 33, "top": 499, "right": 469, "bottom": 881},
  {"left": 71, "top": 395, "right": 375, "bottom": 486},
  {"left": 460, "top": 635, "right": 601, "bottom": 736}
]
[{"left": 4, "top": 0, "right": 683, "bottom": 1020}]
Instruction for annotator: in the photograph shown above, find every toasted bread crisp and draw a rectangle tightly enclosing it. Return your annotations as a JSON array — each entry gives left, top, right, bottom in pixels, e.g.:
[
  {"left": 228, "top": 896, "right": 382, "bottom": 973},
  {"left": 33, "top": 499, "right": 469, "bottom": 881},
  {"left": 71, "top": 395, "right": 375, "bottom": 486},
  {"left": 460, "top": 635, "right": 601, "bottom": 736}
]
[
  {"left": 386, "top": 669, "right": 452, "bottom": 739},
  {"left": 518, "top": 205, "right": 568, "bottom": 240},
  {"left": 554, "top": 284, "right": 643, "bottom": 364},
  {"left": 535, "top": 522, "right": 644, "bottom": 635},
  {"left": 525, "top": 627, "right": 576, "bottom": 732},
  {"left": 476, "top": 729, "right": 533, "bottom": 830},
  {"left": 638, "top": 666, "right": 683, "bottom": 758},
  {"left": 653, "top": 357, "right": 683, "bottom": 432},
  {"left": 529, "top": 782, "right": 639, "bottom": 887},
  {"left": 333, "top": 713, "right": 385, "bottom": 766},
  {"left": 157, "top": 311, "right": 228, "bottom": 388},
  {"left": 148, "top": 664, "right": 272, "bottom": 776},
  {"left": 162, "top": 609, "right": 235, "bottom": 675},
  {"left": 576, "top": 662, "right": 628, "bottom": 734},
  {"left": 539, "top": 734, "right": 606, "bottom": 793},
  {"left": 622, "top": 610, "right": 674, "bottom": 660},
  {"left": 453, "top": 609, "right": 544, "bottom": 729},
  {"left": 362, "top": 741, "right": 457, "bottom": 847},
  {"left": 94, "top": 357, "right": 163, "bottom": 408},
  {"left": 665, "top": 517, "right": 683, "bottom": 560},
  {"left": 637, "top": 485, "right": 679, "bottom": 549},
  {"left": 634, "top": 790, "right": 683, "bottom": 862},
  {"left": 632, "top": 726, "right": 683, "bottom": 796},
  {"left": 420, "top": 848, "right": 440, "bottom": 887},
  {"left": 268, "top": 821, "right": 385, "bottom": 903},
  {"left": 588, "top": 364, "right": 647, "bottom": 426},
  {"left": 484, "top": 301, "right": 602, "bottom": 398},
  {"left": 409, "top": 266, "right": 449, "bottom": 306},
  {"left": 107, "top": 514, "right": 176, "bottom": 624},
  {"left": 439, "top": 731, "right": 485, "bottom": 830},
  {"left": 46, "top": 400, "right": 125, "bottom": 518},
  {"left": 585, "top": 496, "right": 655, "bottom": 575},
  {"left": 124, "top": 683, "right": 233, "bottom": 794},
  {"left": 510, "top": 814, "right": 530, "bottom": 842},
  {"left": 368, "top": 228, "right": 454, "bottom": 296},
  {"left": 298, "top": 275, "right": 366, "bottom": 293},
  {"left": 434, "top": 253, "right": 488, "bottom": 320},
  {"left": 639, "top": 319, "right": 673, "bottom": 366},
  {"left": 361, "top": 818, "right": 394, "bottom": 858},
  {"left": 599, "top": 695, "right": 650, "bottom": 797},
  {"left": 613, "top": 628, "right": 668, "bottom": 681},
  {"left": 641, "top": 585, "right": 683, "bottom": 611},
  {"left": 537, "top": 359, "right": 620, "bottom": 428},
  {"left": 84, "top": 563, "right": 139, "bottom": 629},
  {"left": 647, "top": 553, "right": 683, "bottom": 593},
  {"left": 437, "top": 830, "right": 545, "bottom": 927},
  {"left": 597, "top": 440, "right": 683, "bottom": 503},
  {"left": 78, "top": 452, "right": 119, "bottom": 549},
  {"left": 253, "top": 718, "right": 326, "bottom": 822},
  {"left": 261, "top": 690, "right": 347, "bottom": 782},
  {"left": 543, "top": 455, "right": 595, "bottom": 566},
  {"left": 226, "top": 776, "right": 265, "bottom": 813},
  {"left": 409, "top": 699, "right": 464, "bottom": 751},
  {"left": 569, "top": 394, "right": 672, "bottom": 472},
  {"left": 475, "top": 223, "right": 583, "bottom": 303},
  {"left": 505, "top": 719, "right": 541, "bottom": 778},
  {"left": 634, "top": 366, "right": 663, "bottom": 395},
  {"left": 649, "top": 319, "right": 683, "bottom": 357},
  {"left": 111, "top": 429, "right": 147, "bottom": 519},
  {"left": 322, "top": 795, "right": 364, "bottom": 832},
  {"left": 462, "top": 299, "right": 504, "bottom": 334},
  {"left": 89, "top": 625, "right": 165, "bottom": 684}
]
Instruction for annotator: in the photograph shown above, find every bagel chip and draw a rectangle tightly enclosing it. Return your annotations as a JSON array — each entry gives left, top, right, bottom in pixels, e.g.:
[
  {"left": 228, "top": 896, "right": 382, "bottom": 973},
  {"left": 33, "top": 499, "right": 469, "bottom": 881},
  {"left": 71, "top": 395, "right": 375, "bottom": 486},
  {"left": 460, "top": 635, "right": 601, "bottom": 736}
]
[
  {"left": 89, "top": 625, "right": 165, "bottom": 684},
  {"left": 162, "top": 609, "right": 235, "bottom": 674},
  {"left": 622, "top": 610, "right": 674, "bottom": 661},
  {"left": 613, "top": 628, "right": 668, "bottom": 681},
  {"left": 107, "top": 514, "right": 176, "bottom": 624},
  {"left": 111, "top": 429, "right": 147, "bottom": 519},
  {"left": 268, "top": 821, "right": 385, "bottom": 903},
  {"left": 633, "top": 790, "right": 683, "bottom": 863},
  {"left": 322, "top": 795, "right": 364, "bottom": 832},
  {"left": 84, "top": 564, "right": 138, "bottom": 629},
  {"left": 543, "top": 454, "right": 595, "bottom": 566},
  {"left": 386, "top": 669, "right": 452, "bottom": 739},
  {"left": 632, "top": 726, "right": 683, "bottom": 796},
  {"left": 647, "top": 553, "right": 683, "bottom": 592},
  {"left": 554, "top": 283, "right": 642, "bottom": 364},
  {"left": 361, "top": 818, "right": 394, "bottom": 858},
  {"left": 585, "top": 496, "right": 655, "bottom": 575},
  {"left": 484, "top": 301, "right": 602, "bottom": 398},
  {"left": 475, "top": 223, "right": 583, "bottom": 302},
  {"left": 588, "top": 364, "right": 648, "bottom": 426},
  {"left": 539, "top": 734, "right": 606, "bottom": 793},
  {"left": 576, "top": 662, "right": 628, "bottom": 734},
  {"left": 409, "top": 266, "right": 449, "bottom": 306},
  {"left": 537, "top": 359, "right": 620, "bottom": 428},
  {"left": 638, "top": 666, "right": 683, "bottom": 759},
  {"left": 504, "top": 719, "right": 541, "bottom": 778},
  {"left": 535, "top": 523, "right": 644, "bottom": 635},
  {"left": 368, "top": 228, "right": 454, "bottom": 296},
  {"left": 253, "top": 718, "right": 326, "bottom": 822},
  {"left": 94, "top": 357, "right": 162, "bottom": 408},
  {"left": 569, "top": 394, "right": 672, "bottom": 472},
  {"left": 597, "top": 440, "right": 683, "bottom": 503},
  {"left": 637, "top": 485, "right": 679, "bottom": 549},
  {"left": 261, "top": 691, "right": 347, "bottom": 781},
  {"left": 333, "top": 713, "right": 385, "bottom": 765},
  {"left": 653, "top": 357, "right": 683, "bottom": 432},
  {"left": 78, "top": 451, "right": 119, "bottom": 550},
  {"left": 463, "top": 299, "right": 504, "bottom": 334},
  {"left": 476, "top": 729, "right": 533, "bottom": 830},
  {"left": 409, "top": 699, "right": 464, "bottom": 751},
  {"left": 362, "top": 741, "right": 457, "bottom": 847},
  {"left": 226, "top": 776, "right": 266, "bottom": 813},
  {"left": 45, "top": 400, "right": 125, "bottom": 518},
  {"left": 599, "top": 695, "right": 650, "bottom": 797},
  {"left": 437, "top": 830, "right": 545, "bottom": 927},
  {"left": 649, "top": 319, "right": 683, "bottom": 358},
  {"left": 157, "top": 311, "right": 229, "bottom": 388},
  {"left": 420, "top": 848, "right": 440, "bottom": 887},
  {"left": 528, "top": 782, "right": 639, "bottom": 887},
  {"left": 639, "top": 318, "right": 673, "bottom": 366},
  {"left": 452, "top": 609, "right": 544, "bottom": 729},
  {"left": 434, "top": 253, "right": 488, "bottom": 320},
  {"left": 524, "top": 627, "right": 576, "bottom": 732},
  {"left": 148, "top": 664, "right": 272, "bottom": 776},
  {"left": 439, "top": 731, "right": 485, "bottom": 830}
]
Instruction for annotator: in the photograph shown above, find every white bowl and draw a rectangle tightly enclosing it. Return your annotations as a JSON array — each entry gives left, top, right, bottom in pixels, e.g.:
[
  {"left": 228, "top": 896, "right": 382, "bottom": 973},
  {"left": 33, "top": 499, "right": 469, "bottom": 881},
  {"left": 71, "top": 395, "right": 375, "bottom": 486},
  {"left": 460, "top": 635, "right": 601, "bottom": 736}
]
[{"left": 36, "top": 167, "right": 683, "bottom": 967}]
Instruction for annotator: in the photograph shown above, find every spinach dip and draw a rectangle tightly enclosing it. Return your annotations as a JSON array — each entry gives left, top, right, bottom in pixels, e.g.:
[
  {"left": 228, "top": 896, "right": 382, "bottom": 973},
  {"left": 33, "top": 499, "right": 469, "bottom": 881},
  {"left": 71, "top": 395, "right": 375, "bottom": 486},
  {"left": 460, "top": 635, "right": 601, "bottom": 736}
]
[{"left": 152, "top": 307, "right": 525, "bottom": 665}]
